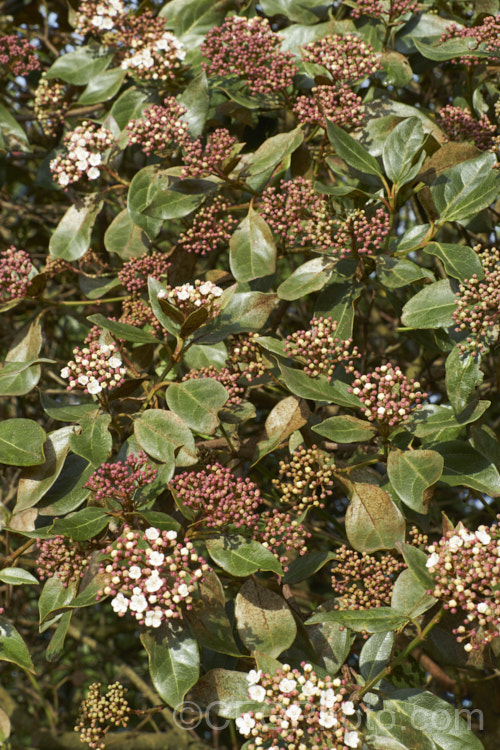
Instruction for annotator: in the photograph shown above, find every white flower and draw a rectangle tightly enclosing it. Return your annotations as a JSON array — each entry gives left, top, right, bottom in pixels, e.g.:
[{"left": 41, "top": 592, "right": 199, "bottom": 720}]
[
  {"left": 285, "top": 704, "right": 302, "bottom": 722},
  {"left": 148, "top": 551, "right": 165, "bottom": 567},
  {"left": 342, "top": 701, "right": 355, "bottom": 716},
  {"left": 235, "top": 713, "right": 255, "bottom": 736},
  {"left": 301, "top": 680, "right": 318, "bottom": 697},
  {"left": 128, "top": 565, "right": 142, "bottom": 580},
  {"left": 320, "top": 689, "right": 336, "bottom": 708},
  {"left": 176, "top": 48, "right": 186, "bottom": 61},
  {"left": 87, "top": 379, "right": 103, "bottom": 395},
  {"left": 75, "top": 159, "right": 88, "bottom": 172},
  {"left": 89, "top": 153, "right": 102, "bottom": 167},
  {"left": 247, "top": 669, "right": 262, "bottom": 685},
  {"left": 58, "top": 172, "right": 70, "bottom": 187},
  {"left": 248, "top": 685, "right": 266, "bottom": 702},
  {"left": 345, "top": 730, "right": 360, "bottom": 748},
  {"left": 175, "top": 284, "right": 193, "bottom": 301},
  {"left": 101, "top": 17, "right": 114, "bottom": 30},
  {"left": 476, "top": 528, "right": 491, "bottom": 545},
  {"left": 145, "top": 609, "right": 163, "bottom": 628},
  {"left": 318, "top": 711, "right": 337, "bottom": 728},
  {"left": 88, "top": 167, "right": 100, "bottom": 180},
  {"left": 447, "top": 535, "right": 463, "bottom": 553},
  {"left": 111, "top": 593, "right": 129, "bottom": 614},
  {"left": 91, "top": 14, "right": 104, "bottom": 27},
  {"left": 108, "top": 356, "right": 123, "bottom": 369},
  {"left": 129, "top": 588, "right": 148, "bottom": 613},
  {"left": 279, "top": 678, "right": 297, "bottom": 693},
  {"left": 77, "top": 374, "right": 89, "bottom": 386},
  {"left": 145, "top": 572, "right": 163, "bottom": 593},
  {"left": 377, "top": 406, "right": 386, "bottom": 415},
  {"left": 145, "top": 527, "right": 160, "bottom": 541},
  {"left": 157, "top": 289, "right": 167, "bottom": 299},
  {"left": 166, "top": 530, "right": 178, "bottom": 540},
  {"left": 426, "top": 552, "right": 440, "bottom": 569},
  {"left": 177, "top": 583, "right": 189, "bottom": 598},
  {"left": 74, "top": 146, "right": 89, "bottom": 161},
  {"left": 477, "top": 602, "right": 489, "bottom": 614},
  {"left": 60, "top": 367, "right": 70, "bottom": 378}
]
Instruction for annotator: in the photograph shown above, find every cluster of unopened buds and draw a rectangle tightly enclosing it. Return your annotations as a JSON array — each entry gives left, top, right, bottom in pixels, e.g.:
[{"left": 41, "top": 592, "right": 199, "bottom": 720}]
[
  {"left": 228, "top": 333, "right": 267, "bottom": 379},
  {"left": 332, "top": 546, "right": 406, "bottom": 610},
  {"left": 0, "top": 246, "right": 33, "bottom": 302},
  {"left": 0, "top": 34, "right": 40, "bottom": 76},
  {"left": 182, "top": 366, "right": 244, "bottom": 408},
  {"left": 157, "top": 279, "right": 223, "bottom": 319},
  {"left": 331, "top": 208, "right": 390, "bottom": 260},
  {"left": 98, "top": 526, "right": 210, "bottom": 627},
  {"left": 50, "top": 121, "right": 114, "bottom": 188},
  {"left": 273, "top": 445, "right": 335, "bottom": 511},
  {"left": 36, "top": 535, "right": 89, "bottom": 587},
  {"left": 85, "top": 452, "right": 157, "bottom": 507},
  {"left": 438, "top": 105, "right": 497, "bottom": 151},
  {"left": 440, "top": 14, "right": 500, "bottom": 65},
  {"left": 201, "top": 15, "right": 297, "bottom": 96},
  {"left": 176, "top": 196, "right": 238, "bottom": 256},
  {"left": 126, "top": 97, "right": 189, "bottom": 156},
  {"left": 119, "top": 294, "right": 163, "bottom": 336},
  {"left": 60, "top": 341, "right": 127, "bottom": 395},
  {"left": 349, "top": 0, "right": 417, "bottom": 21},
  {"left": 74, "top": 682, "right": 130, "bottom": 750},
  {"left": 74, "top": 0, "right": 125, "bottom": 35},
  {"left": 259, "top": 509, "right": 310, "bottom": 568},
  {"left": 349, "top": 364, "right": 426, "bottom": 429},
  {"left": 301, "top": 33, "right": 380, "bottom": 84},
  {"left": 235, "top": 664, "right": 361, "bottom": 749},
  {"left": 285, "top": 317, "right": 359, "bottom": 379},
  {"left": 34, "top": 76, "right": 68, "bottom": 137},
  {"left": 119, "top": 12, "right": 186, "bottom": 82},
  {"left": 426, "top": 520, "right": 500, "bottom": 650},
  {"left": 453, "top": 245, "right": 500, "bottom": 354},
  {"left": 181, "top": 128, "right": 238, "bottom": 178},
  {"left": 294, "top": 84, "right": 364, "bottom": 129},
  {"left": 118, "top": 251, "right": 170, "bottom": 293}
]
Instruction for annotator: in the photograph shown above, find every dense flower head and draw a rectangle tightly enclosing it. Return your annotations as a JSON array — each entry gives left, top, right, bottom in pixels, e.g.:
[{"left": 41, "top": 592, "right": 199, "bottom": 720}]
[
  {"left": 438, "top": 105, "right": 497, "bottom": 151},
  {"left": 118, "top": 251, "right": 171, "bottom": 293},
  {"left": 181, "top": 129, "right": 238, "bottom": 179},
  {"left": 426, "top": 520, "right": 500, "bottom": 650},
  {"left": 118, "top": 11, "right": 186, "bottom": 82},
  {"left": 170, "top": 464, "right": 260, "bottom": 530},
  {"left": 201, "top": 16, "right": 297, "bottom": 96},
  {"left": 157, "top": 279, "right": 223, "bottom": 319},
  {"left": 349, "top": 0, "right": 417, "bottom": 21},
  {"left": 330, "top": 208, "right": 390, "bottom": 261},
  {"left": 349, "top": 364, "right": 426, "bottom": 428},
  {"left": 175, "top": 196, "right": 238, "bottom": 256},
  {"left": 0, "top": 35, "right": 40, "bottom": 76},
  {"left": 36, "top": 536, "right": 89, "bottom": 587},
  {"left": 74, "top": 682, "right": 130, "bottom": 750},
  {"left": 74, "top": 0, "right": 125, "bottom": 36},
  {"left": 453, "top": 245, "right": 500, "bottom": 354},
  {"left": 440, "top": 15, "right": 500, "bottom": 65},
  {"left": 50, "top": 121, "right": 114, "bottom": 188},
  {"left": 293, "top": 84, "right": 364, "bottom": 129},
  {"left": 301, "top": 33, "right": 380, "bottom": 83},
  {"left": 34, "top": 77, "right": 68, "bottom": 137},
  {"left": 85, "top": 452, "right": 157, "bottom": 506},
  {"left": 0, "top": 246, "right": 33, "bottom": 302},
  {"left": 119, "top": 294, "right": 163, "bottom": 336},
  {"left": 60, "top": 341, "right": 127, "bottom": 395},
  {"left": 236, "top": 663, "right": 361, "bottom": 749},
  {"left": 126, "top": 97, "right": 189, "bottom": 156},
  {"left": 259, "top": 509, "right": 310, "bottom": 567},
  {"left": 98, "top": 526, "right": 210, "bottom": 626},
  {"left": 332, "top": 546, "right": 406, "bottom": 610},
  {"left": 285, "top": 317, "right": 360, "bottom": 379},
  {"left": 182, "top": 366, "right": 244, "bottom": 407},
  {"left": 272, "top": 445, "right": 335, "bottom": 511},
  {"left": 227, "top": 333, "right": 267, "bottom": 379}
]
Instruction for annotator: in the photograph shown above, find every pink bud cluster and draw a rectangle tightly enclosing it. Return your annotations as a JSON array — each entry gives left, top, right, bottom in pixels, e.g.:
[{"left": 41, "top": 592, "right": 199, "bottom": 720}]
[
  {"left": 85, "top": 452, "right": 157, "bottom": 506},
  {"left": 453, "top": 246, "right": 500, "bottom": 354},
  {"left": 74, "top": 682, "right": 130, "bottom": 750},
  {"left": 349, "top": 0, "right": 417, "bottom": 21},
  {"left": 0, "top": 246, "right": 33, "bottom": 302},
  {"left": 440, "top": 15, "right": 500, "bottom": 65},
  {"left": 118, "top": 11, "right": 186, "bottom": 82},
  {"left": 75, "top": 0, "right": 124, "bottom": 35},
  {"left": 332, "top": 546, "right": 406, "bottom": 610},
  {"left": 301, "top": 33, "right": 380, "bottom": 84},
  {"left": 273, "top": 445, "right": 335, "bottom": 511},
  {"left": 98, "top": 526, "right": 210, "bottom": 627},
  {"left": 349, "top": 364, "right": 426, "bottom": 428},
  {"left": 294, "top": 84, "right": 364, "bottom": 129},
  {"left": 259, "top": 508, "right": 310, "bottom": 567},
  {"left": 50, "top": 121, "right": 114, "bottom": 188},
  {"left": 426, "top": 521, "right": 500, "bottom": 650},
  {"left": 118, "top": 251, "right": 170, "bottom": 293},
  {"left": 0, "top": 35, "right": 40, "bottom": 76},
  {"left": 181, "top": 129, "right": 238, "bottom": 179},
  {"left": 60, "top": 341, "right": 127, "bottom": 395},
  {"left": 34, "top": 77, "right": 68, "bottom": 137},
  {"left": 182, "top": 366, "right": 244, "bottom": 408},
  {"left": 175, "top": 196, "right": 238, "bottom": 256},
  {"left": 170, "top": 464, "right": 260, "bottom": 530},
  {"left": 119, "top": 294, "right": 163, "bottom": 336},
  {"left": 157, "top": 279, "right": 223, "bottom": 319},
  {"left": 438, "top": 105, "right": 497, "bottom": 151},
  {"left": 285, "top": 316, "right": 359, "bottom": 379},
  {"left": 36, "top": 535, "right": 89, "bottom": 587},
  {"left": 126, "top": 97, "right": 189, "bottom": 157},
  {"left": 201, "top": 16, "right": 297, "bottom": 96},
  {"left": 236, "top": 664, "right": 360, "bottom": 749},
  {"left": 330, "top": 208, "right": 390, "bottom": 260},
  {"left": 228, "top": 333, "right": 267, "bottom": 379}
]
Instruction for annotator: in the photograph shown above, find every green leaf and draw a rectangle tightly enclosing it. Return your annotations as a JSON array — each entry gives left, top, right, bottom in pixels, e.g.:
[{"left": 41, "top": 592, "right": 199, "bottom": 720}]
[
  {"left": 445, "top": 346, "right": 483, "bottom": 413},
  {"left": 326, "top": 120, "right": 382, "bottom": 177},
  {"left": 145, "top": 178, "right": 216, "bottom": 221},
  {"left": 104, "top": 209, "right": 150, "bottom": 259},
  {"left": 161, "top": 0, "right": 225, "bottom": 40},
  {"left": 49, "top": 198, "right": 103, "bottom": 261},
  {"left": 376, "top": 256, "right": 434, "bottom": 289},
  {"left": 77, "top": 68, "right": 125, "bottom": 106},
  {"left": 307, "top": 607, "right": 409, "bottom": 633},
  {"left": 166, "top": 378, "right": 229, "bottom": 435},
  {"left": 0, "top": 568, "right": 38, "bottom": 585},
  {"left": 205, "top": 534, "right": 283, "bottom": 577},
  {"left": 383, "top": 117, "right": 426, "bottom": 184},
  {"left": 178, "top": 72, "right": 209, "bottom": 137},
  {"left": 278, "top": 363, "right": 360, "bottom": 407},
  {"left": 277, "top": 257, "right": 334, "bottom": 300},
  {"left": 235, "top": 579, "right": 296, "bottom": 658},
  {"left": 229, "top": 207, "right": 277, "bottom": 282},
  {"left": 134, "top": 409, "right": 197, "bottom": 466},
  {"left": 379, "top": 51, "right": 414, "bottom": 87},
  {"left": 109, "top": 86, "right": 148, "bottom": 131},
  {"left": 243, "top": 127, "right": 304, "bottom": 180},
  {"left": 87, "top": 313, "right": 160, "bottom": 343},
  {"left": 45, "top": 46, "right": 113, "bottom": 85},
  {"left": 314, "top": 282, "right": 362, "bottom": 339},
  {"left": 433, "top": 440, "right": 500, "bottom": 495},
  {"left": 430, "top": 151, "right": 500, "bottom": 222},
  {"left": 38, "top": 456, "right": 93, "bottom": 516},
  {"left": 51, "top": 507, "right": 109, "bottom": 541},
  {"left": 0, "top": 419, "right": 46, "bottom": 467},
  {"left": 414, "top": 36, "right": 497, "bottom": 61},
  {"left": 0, "top": 616, "right": 35, "bottom": 673},
  {"left": 284, "top": 550, "right": 337, "bottom": 585},
  {"left": 410, "top": 402, "right": 490, "bottom": 441},
  {"left": 39, "top": 577, "right": 77, "bottom": 625},
  {"left": 391, "top": 568, "right": 437, "bottom": 617},
  {"left": 187, "top": 572, "right": 240, "bottom": 657},
  {"left": 345, "top": 483, "right": 406, "bottom": 553},
  {"left": 401, "top": 279, "right": 456, "bottom": 329},
  {"left": 46, "top": 611, "right": 72, "bottom": 662},
  {"left": 360, "top": 631, "right": 395, "bottom": 683},
  {"left": 196, "top": 291, "right": 277, "bottom": 343},
  {"left": 307, "top": 616, "right": 355, "bottom": 675},
  {"left": 0, "top": 103, "right": 29, "bottom": 150},
  {"left": 189, "top": 668, "right": 263, "bottom": 719},
  {"left": 387, "top": 449, "right": 444, "bottom": 514},
  {"left": 40, "top": 393, "right": 96, "bottom": 423},
  {"left": 252, "top": 395, "right": 310, "bottom": 463},
  {"left": 313, "top": 415, "right": 377, "bottom": 443},
  {"left": 0, "top": 359, "right": 48, "bottom": 397},
  {"left": 69, "top": 411, "right": 112, "bottom": 466},
  {"left": 398, "top": 543, "right": 435, "bottom": 590},
  {"left": 422, "top": 242, "right": 484, "bottom": 282},
  {"left": 259, "top": 0, "right": 320, "bottom": 23},
  {"left": 141, "top": 622, "right": 199, "bottom": 709}
]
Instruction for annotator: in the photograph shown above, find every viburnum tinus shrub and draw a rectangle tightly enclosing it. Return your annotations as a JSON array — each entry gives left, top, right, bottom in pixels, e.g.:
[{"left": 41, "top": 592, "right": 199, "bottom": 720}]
[{"left": 3, "top": 1, "right": 500, "bottom": 748}]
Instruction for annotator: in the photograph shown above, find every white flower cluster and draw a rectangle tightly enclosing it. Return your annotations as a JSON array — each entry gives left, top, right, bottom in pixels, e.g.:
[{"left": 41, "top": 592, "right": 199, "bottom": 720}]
[
  {"left": 121, "top": 32, "right": 186, "bottom": 81},
  {"left": 426, "top": 524, "right": 493, "bottom": 570},
  {"left": 60, "top": 341, "right": 126, "bottom": 395},
  {"left": 89, "top": 0, "right": 124, "bottom": 30},
  {"left": 157, "top": 279, "right": 223, "bottom": 320},
  {"left": 50, "top": 121, "right": 114, "bottom": 188}
]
